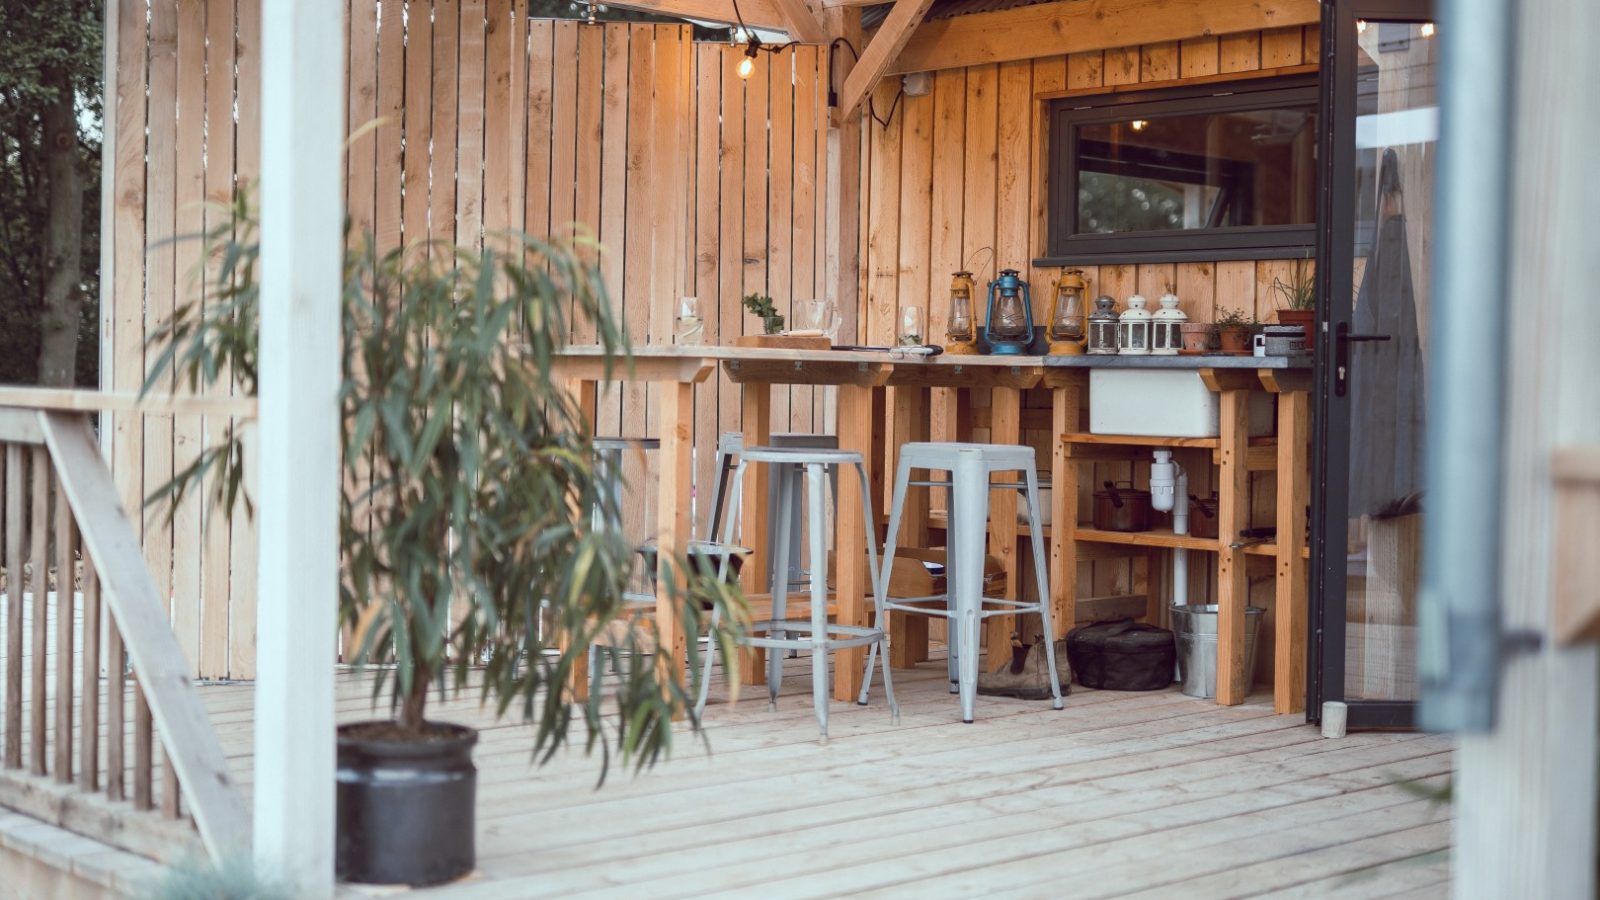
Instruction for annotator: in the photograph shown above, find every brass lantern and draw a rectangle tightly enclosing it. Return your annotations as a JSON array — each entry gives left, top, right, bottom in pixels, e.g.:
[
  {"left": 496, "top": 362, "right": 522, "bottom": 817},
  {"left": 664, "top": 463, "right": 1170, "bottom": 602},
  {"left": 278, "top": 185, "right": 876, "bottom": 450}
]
[
  {"left": 945, "top": 270, "right": 979, "bottom": 355},
  {"left": 1048, "top": 269, "right": 1089, "bottom": 355},
  {"left": 1087, "top": 295, "right": 1120, "bottom": 355}
]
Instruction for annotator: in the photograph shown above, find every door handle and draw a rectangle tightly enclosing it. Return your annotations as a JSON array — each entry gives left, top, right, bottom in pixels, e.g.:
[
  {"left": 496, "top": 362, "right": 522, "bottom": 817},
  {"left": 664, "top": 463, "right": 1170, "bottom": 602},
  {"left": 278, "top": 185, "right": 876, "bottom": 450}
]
[{"left": 1333, "top": 323, "right": 1391, "bottom": 396}]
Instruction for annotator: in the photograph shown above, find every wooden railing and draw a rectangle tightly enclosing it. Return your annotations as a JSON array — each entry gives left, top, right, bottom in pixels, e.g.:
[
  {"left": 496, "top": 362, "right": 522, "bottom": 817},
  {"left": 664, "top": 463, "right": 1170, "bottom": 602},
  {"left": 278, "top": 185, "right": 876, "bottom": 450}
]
[{"left": 0, "top": 395, "right": 251, "bottom": 862}]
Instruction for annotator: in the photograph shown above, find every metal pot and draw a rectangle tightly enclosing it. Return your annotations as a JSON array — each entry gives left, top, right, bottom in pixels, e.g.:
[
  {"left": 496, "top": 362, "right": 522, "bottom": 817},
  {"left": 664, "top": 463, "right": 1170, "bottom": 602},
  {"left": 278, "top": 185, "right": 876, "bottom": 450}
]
[{"left": 1093, "top": 480, "right": 1153, "bottom": 532}]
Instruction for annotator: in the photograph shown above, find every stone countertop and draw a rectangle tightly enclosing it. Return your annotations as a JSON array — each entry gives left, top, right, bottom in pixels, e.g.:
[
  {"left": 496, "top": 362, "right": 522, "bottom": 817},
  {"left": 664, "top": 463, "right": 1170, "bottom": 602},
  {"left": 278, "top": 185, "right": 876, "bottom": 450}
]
[{"left": 1043, "top": 353, "right": 1312, "bottom": 369}]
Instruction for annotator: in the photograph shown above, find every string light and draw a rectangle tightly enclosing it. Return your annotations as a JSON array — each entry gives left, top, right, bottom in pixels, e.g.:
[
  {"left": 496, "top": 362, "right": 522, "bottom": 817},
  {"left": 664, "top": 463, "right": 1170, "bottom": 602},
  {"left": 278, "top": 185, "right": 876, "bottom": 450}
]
[
  {"left": 1420, "top": 22, "right": 1435, "bottom": 37},
  {"left": 1131, "top": 119, "right": 1148, "bottom": 131},
  {"left": 1357, "top": 19, "right": 1367, "bottom": 32}
]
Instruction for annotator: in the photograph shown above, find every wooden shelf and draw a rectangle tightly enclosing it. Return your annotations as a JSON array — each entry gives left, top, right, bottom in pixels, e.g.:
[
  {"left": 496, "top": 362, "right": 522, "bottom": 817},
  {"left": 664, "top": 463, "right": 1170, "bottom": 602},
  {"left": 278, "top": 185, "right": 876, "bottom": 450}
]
[
  {"left": 1074, "top": 527, "right": 1219, "bottom": 551},
  {"left": 1063, "top": 432, "right": 1220, "bottom": 449}
]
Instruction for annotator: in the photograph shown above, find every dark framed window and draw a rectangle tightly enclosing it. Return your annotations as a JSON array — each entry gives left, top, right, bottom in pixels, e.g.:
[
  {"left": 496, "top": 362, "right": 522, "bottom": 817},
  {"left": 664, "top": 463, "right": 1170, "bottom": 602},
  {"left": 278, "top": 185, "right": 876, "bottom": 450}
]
[{"left": 1037, "top": 74, "right": 1320, "bottom": 266}]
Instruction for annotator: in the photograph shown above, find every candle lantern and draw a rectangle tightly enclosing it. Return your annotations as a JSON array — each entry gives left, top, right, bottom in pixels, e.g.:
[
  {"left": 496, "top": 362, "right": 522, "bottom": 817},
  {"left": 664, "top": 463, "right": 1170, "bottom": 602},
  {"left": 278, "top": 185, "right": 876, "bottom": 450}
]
[
  {"left": 945, "top": 270, "right": 979, "bottom": 355},
  {"left": 1117, "top": 294, "right": 1153, "bottom": 356},
  {"left": 1087, "top": 295, "right": 1120, "bottom": 355},
  {"left": 1150, "top": 291, "right": 1186, "bottom": 356},
  {"left": 983, "top": 268, "right": 1035, "bottom": 355},
  {"left": 1047, "top": 269, "right": 1089, "bottom": 355}
]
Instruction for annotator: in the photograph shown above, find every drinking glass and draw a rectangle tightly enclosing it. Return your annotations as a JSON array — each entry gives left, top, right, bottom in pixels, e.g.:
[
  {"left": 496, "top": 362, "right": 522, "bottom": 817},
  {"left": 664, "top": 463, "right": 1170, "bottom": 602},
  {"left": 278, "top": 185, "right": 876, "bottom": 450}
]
[
  {"left": 675, "top": 296, "right": 704, "bottom": 345},
  {"left": 898, "top": 306, "right": 926, "bottom": 347},
  {"left": 803, "top": 299, "right": 842, "bottom": 344}
]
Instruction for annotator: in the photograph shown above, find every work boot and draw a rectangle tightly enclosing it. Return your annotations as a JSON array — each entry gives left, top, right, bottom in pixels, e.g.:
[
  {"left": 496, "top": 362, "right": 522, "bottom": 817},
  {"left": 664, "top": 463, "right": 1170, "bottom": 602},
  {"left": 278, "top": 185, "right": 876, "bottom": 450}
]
[{"left": 977, "top": 639, "right": 1071, "bottom": 700}]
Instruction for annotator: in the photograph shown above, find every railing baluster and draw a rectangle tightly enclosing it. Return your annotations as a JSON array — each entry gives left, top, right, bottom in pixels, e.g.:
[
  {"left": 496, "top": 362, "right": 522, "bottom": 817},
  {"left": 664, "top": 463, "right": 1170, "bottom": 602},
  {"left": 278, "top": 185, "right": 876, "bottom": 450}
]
[
  {"left": 55, "top": 477, "right": 76, "bottom": 784},
  {"left": 162, "top": 748, "right": 181, "bottom": 820},
  {"left": 133, "top": 685, "right": 153, "bottom": 810},
  {"left": 4, "top": 443, "right": 21, "bottom": 769},
  {"left": 29, "top": 446, "right": 48, "bottom": 777},
  {"left": 106, "top": 618, "right": 124, "bottom": 802},
  {"left": 79, "top": 554, "right": 98, "bottom": 792}
]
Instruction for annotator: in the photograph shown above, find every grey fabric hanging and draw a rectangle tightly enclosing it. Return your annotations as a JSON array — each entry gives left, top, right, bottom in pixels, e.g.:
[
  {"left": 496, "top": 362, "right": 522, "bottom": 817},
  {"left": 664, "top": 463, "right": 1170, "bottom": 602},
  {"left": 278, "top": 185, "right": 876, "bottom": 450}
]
[{"left": 1348, "top": 147, "right": 1426, "bottom": 518}]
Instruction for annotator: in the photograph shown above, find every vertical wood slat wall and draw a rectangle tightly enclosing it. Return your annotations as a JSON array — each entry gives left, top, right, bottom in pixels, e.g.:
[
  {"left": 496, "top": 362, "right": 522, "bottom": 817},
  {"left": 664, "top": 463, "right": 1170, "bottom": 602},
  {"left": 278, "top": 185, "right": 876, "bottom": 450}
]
[
  {"left": 105, "top": 5, "right": 832, "bottom": 679},
  {"left": 859, "top": 25, "right": 1319, "bottom": 681}
]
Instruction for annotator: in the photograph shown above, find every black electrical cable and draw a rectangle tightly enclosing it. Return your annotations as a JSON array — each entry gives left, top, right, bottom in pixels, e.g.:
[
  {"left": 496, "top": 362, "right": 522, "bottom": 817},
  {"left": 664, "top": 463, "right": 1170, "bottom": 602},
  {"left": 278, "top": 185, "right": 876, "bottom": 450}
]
[{"left": 825, "top": 36, "right": 902, "bottom": 129}]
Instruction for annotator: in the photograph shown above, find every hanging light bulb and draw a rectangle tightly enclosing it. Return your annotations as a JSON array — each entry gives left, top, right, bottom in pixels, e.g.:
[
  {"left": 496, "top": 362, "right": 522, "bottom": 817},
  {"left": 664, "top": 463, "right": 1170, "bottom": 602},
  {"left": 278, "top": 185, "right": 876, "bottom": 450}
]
[
  {"left": 1131, "top": 119, "right": 1148, "bottom": 132},
  {"left": 1420, "top": 22, "right": 1435, "bottom": 37},
  {"left": 738, "top": 33, "right": 760, "bottom": 80},
  {"left": 1357, "top": 19, "right": 1368, "bottom": 33}
]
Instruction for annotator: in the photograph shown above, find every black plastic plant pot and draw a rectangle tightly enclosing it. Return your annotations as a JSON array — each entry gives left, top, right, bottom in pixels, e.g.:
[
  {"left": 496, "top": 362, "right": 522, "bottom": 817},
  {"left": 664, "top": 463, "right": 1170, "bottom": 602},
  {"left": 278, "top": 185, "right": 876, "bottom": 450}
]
[{"left": 336, "top": 721, "right": 478, "bottom": 886}]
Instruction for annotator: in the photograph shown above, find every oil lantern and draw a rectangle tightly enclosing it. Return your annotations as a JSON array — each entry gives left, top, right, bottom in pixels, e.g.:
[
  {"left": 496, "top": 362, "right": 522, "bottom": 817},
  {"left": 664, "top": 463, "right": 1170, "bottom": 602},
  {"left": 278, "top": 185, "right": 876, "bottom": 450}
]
[
  {"left": 1151, "top": 291, "right": 1186, "bottom": 356},
  {"left": 1087, "top": 295, "right": 1120, "bottom": 355},
  {"left": 984, "top": 268, "right": 1034, "bottom": 355},
  {"left": 945, "top": 270, "right": 979, "bottom": 355},
  {"left": 1117, "top": 294, "right": 1153, "bottom": 356},
  {"left": 1048, "top": 269, "right": 1089, "bottom": 355}
]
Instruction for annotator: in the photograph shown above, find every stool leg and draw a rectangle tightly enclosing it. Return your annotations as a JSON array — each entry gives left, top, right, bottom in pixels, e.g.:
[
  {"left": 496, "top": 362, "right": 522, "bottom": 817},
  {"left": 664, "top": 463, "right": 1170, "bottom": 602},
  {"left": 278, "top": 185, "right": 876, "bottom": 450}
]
[
  {"left": 952, "top": 455, "right": 988, "bottom": 723},
  {"left": 806, "top": 463, "right": 831, "bottom": 738},
  {"left": 769, "top": 463, "right": 796, "bottom": 709},
  {"left": 861, "top": 452, "right": 912, "bottom": 704},
  {"left": 697, "top": 460, "right": 747, "bottom": 718},
  {"left": 945, "top": 472, "right": 960, "bottom": 693},
  {"left": 854, "top": 461, "right": 898, "bottom": 723},
  {"left": 1024, "top": 467, "right": 1065, "bottom": 710}
]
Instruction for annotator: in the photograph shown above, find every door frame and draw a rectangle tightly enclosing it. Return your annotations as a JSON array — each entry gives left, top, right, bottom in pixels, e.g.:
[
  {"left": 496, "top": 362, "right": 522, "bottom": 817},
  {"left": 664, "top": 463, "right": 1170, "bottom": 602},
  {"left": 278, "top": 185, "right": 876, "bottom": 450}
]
[{"left": 1308, "top": 0, "right": 1436, "bottom": 728}]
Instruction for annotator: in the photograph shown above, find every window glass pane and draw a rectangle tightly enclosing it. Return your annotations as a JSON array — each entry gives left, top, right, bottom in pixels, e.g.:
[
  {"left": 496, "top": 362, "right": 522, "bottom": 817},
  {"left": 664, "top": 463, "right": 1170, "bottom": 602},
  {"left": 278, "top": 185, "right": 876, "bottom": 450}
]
[{"left": 1075, "top": 105, "right": 1318, "bottom": 235}]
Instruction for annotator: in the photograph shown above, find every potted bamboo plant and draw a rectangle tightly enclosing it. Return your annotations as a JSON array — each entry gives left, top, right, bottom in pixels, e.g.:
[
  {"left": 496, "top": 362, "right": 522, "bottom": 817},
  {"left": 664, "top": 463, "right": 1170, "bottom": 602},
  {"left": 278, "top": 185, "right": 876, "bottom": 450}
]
[
  {"left": 1272, "top": 266, "right": 1317, "bottom": 351},
  {"left": 148, "top": 195, "right": 747, "bottom": 887}
]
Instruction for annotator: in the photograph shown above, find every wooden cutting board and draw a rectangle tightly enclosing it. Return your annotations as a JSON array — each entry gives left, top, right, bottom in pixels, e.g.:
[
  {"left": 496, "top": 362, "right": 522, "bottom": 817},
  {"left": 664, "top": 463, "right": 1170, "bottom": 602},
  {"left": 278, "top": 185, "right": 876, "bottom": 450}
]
[{"left": 733, "top": 333, "right": 831, "bottom": 351}]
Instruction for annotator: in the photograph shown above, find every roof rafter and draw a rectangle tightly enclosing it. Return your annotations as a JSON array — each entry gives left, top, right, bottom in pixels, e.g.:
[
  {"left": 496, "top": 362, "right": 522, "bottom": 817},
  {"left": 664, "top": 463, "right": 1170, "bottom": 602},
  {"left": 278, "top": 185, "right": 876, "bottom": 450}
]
[{"left": 835, "top": 0, "right": 937, "bottom": 120}]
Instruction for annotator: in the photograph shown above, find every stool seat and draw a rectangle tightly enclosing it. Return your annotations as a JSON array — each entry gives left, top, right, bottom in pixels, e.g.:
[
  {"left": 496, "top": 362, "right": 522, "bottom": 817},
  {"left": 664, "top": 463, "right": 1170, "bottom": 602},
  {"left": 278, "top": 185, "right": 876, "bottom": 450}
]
[
  {"left": 899, "top": 441, "right": 1035, "bottom": 470},
  {"left": 593, "top": 436, "right": 661, "bottom": 450},
  {"left": 740, "top": 446, "right": 864, "bottom": 467}
]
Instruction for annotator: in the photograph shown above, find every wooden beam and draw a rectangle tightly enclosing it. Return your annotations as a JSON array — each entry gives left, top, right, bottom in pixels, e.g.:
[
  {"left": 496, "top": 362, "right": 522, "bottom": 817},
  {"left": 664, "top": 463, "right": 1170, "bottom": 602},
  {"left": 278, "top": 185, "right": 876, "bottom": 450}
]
[
  {"left": 601, "top": 0, "right": 788, "bottom": 30},
  {"left": 823, "top": 6, "right": 863, "bottom": 338},
  {"left": 770, "top": 0, "right": 826, "bottom": 43},
  {"left": 836, "top": 0, "right": 938, "bottom": 119},
  {"left": 1554, "top": 448, "right": 1600, "bottom": 645},
  {"left": 888, "top": 0, "right": 1320, "bottom": 76}
]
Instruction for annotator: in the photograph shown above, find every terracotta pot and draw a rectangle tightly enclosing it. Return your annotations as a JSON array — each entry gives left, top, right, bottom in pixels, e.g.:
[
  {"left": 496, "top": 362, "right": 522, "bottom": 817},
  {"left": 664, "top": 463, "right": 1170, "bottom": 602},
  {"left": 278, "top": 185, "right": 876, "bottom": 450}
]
[
  {"left": 1275, "top": 309, "right": 1316, "bottom": 352},
  {"left": 1217, "top": 325, "right": 1253, "bottom": 355},
  {"left": 1178, "top": 323, "right": 1215, "bottom": 356}
]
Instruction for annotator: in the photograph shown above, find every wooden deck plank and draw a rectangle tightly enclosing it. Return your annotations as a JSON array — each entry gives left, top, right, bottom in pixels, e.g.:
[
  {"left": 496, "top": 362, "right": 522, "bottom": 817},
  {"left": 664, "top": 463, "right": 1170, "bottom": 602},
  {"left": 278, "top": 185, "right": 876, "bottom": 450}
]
[{"left": 6, "top": 605, "right": 1450, "bottom": 894}]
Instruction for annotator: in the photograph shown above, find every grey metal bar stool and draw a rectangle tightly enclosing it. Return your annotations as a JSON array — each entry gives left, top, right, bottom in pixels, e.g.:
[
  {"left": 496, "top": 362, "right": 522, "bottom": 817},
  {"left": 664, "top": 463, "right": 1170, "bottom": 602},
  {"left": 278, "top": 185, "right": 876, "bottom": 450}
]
[
  {"left": 696, "top": 445, "right": 898, "bottom": 738},
  {"left": 706, "top": 432, "right": 838, "bottom": 593},
  {"left": 862, "top": 442, "right": 1064, "bottom": 723}
]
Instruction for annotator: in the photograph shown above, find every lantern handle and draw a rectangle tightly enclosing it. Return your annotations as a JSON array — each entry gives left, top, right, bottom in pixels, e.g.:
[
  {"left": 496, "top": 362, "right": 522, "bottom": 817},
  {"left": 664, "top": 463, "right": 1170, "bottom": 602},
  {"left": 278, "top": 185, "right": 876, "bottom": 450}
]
[{"left": 964, "top": 246, "right": 995, "bottom": 282}]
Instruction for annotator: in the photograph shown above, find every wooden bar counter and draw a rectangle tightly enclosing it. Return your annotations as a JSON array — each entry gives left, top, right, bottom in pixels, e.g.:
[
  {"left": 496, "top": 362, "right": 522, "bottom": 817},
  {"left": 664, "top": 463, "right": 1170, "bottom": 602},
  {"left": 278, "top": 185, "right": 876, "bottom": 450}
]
[{"left": 554, "top": 346, "right": 1311, "bottom": 714}]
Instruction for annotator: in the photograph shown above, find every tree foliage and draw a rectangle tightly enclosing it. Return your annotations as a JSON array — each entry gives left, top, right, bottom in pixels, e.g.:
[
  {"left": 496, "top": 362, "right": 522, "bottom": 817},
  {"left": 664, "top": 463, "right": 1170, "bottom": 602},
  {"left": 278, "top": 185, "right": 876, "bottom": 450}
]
[{"left": 0, "top": 0, "right": 102, "bottom": 386}]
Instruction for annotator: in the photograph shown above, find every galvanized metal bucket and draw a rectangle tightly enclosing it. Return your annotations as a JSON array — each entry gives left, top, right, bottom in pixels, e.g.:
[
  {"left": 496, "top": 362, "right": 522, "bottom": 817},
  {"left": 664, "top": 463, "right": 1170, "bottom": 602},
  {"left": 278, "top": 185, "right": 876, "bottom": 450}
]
[{"left": 1169, "top": 604, "right": 1266, "bottom": 699}]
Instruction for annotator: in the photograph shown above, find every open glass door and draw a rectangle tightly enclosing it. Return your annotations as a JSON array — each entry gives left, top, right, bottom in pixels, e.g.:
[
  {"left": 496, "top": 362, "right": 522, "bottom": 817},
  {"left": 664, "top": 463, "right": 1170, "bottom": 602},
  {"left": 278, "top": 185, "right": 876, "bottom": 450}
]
[{"left": 1311, "top": 0, "right": 1437, "bottom": 728}]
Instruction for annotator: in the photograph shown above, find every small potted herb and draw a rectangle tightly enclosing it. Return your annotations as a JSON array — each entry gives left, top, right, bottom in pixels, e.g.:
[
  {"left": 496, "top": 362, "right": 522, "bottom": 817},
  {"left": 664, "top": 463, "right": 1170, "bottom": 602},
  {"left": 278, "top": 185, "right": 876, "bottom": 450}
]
[
  {"left": 742, "top": 293, "right": 784, "bottom": 335},
  {"left": 1272, "top": 268, "right": 1317, "bottom": 351},
  {"left": 1213, "top": 306, "right": 1255, "bottom": 355}
]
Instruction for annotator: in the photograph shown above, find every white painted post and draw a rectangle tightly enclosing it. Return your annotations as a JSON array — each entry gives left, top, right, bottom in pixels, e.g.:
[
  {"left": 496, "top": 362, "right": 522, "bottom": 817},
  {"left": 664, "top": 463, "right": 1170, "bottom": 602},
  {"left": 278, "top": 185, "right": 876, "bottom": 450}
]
[
  {"left": 254, "top": 0, "right": 344, "bottom": 895},
  {"left": 1452, "top": 1, "right": 1600, "bottom": 896}
]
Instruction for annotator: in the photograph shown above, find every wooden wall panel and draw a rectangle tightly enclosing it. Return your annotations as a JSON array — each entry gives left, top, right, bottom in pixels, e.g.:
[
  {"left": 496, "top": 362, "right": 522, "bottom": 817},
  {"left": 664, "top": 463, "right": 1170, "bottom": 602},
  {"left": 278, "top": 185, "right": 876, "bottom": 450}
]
[
  {"left": 110, "top": 16, "right": 1310, "bottom": 677},
  {"left": 854, "top": 25, "right": 1316, "bottom": 683}
]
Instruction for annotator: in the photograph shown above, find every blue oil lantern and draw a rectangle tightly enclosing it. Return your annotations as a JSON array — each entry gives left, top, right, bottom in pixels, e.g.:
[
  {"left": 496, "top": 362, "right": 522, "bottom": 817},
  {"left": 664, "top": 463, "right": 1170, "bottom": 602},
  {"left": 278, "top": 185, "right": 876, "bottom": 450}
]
[{"left": 982, "top": 268, "right": 1034, "bottom": 355}]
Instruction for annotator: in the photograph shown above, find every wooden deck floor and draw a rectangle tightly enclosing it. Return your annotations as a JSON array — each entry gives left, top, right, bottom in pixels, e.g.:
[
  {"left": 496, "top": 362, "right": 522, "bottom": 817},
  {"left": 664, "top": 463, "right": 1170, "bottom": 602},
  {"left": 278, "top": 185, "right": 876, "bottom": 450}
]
[{"left": 191, "top": 652, "right": 1456, "bottom": 899}]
